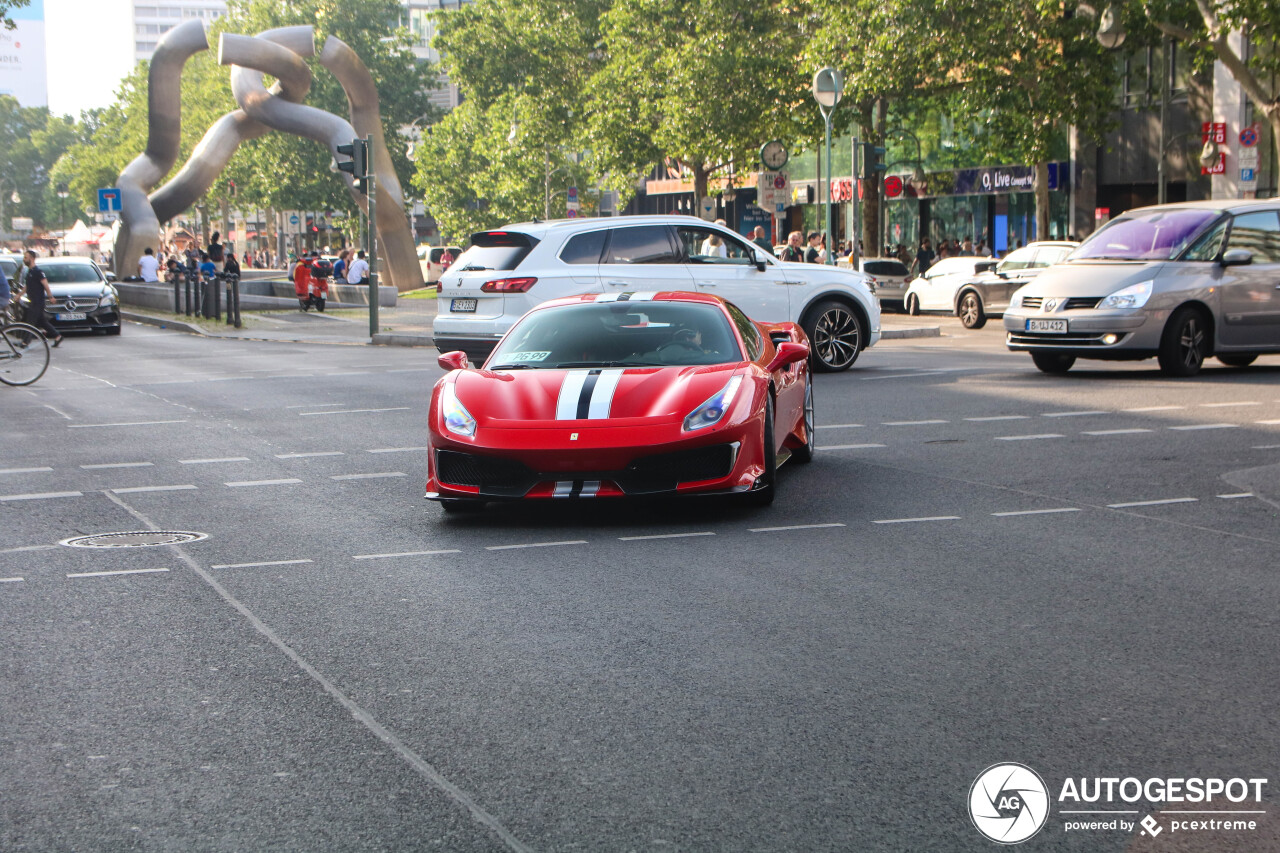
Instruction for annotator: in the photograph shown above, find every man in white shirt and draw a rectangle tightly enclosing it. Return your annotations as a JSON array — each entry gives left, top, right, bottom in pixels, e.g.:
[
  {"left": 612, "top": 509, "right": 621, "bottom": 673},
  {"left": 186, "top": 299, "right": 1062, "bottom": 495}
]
[
  {"left": 138, "top": 247, "right": 160, "bottom": 282},
  {"left": 346, "top": 250, "right": 369, "bottom": 284}
]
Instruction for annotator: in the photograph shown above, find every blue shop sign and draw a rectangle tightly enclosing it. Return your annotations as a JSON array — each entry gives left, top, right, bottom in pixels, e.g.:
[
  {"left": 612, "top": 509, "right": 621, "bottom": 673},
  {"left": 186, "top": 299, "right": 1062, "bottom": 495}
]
[{"left": 900, "top": 162, "right": 1069, "bottom": 198}]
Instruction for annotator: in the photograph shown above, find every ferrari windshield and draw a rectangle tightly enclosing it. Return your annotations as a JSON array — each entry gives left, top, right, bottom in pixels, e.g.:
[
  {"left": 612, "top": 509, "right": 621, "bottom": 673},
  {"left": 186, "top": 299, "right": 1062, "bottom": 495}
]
[
  {"left": 487, "top": 301, "right": 745, "bottom": 369},
  {"left": 1071, "top": 209, "right": 1221, "bottom": 261}
]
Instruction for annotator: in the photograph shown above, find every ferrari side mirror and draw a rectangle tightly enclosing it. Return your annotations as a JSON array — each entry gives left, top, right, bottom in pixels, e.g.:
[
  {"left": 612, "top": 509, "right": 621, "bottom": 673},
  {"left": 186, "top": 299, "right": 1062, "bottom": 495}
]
[
  {"left": 767, "top": 341, "right": 809, "bottom": 373},
  {"left": 437, "top": 351, "right": 470, "bottom": 371}
]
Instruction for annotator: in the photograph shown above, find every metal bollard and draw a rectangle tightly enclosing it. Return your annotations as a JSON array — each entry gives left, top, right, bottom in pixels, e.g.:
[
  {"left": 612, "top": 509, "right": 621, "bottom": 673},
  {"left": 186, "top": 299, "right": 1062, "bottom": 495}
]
[
  {"left": 212, "top": 273, "right": 221, "bottom": 322},
  {"left": 172, "top": 272, "right": 180, "bottom": 314},
  {"left": 231, "top": 274, "right": 241, "bottom": 328},
  {"left": 185, "top": 270, "right": 193, "bottom": 316}
]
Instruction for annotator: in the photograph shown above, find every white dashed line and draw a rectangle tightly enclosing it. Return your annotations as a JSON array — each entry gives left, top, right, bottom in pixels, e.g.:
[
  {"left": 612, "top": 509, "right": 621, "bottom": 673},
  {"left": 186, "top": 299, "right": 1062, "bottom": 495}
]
[
  {"left": 1256, "top": 420, "right": 1280, "bottom": 426},
  {"left": 299, "top": 407, "right": 411, "bottom": 417},
  {"left": 749, "top": 522, "right": 847, "bottom": 533},
  {"left": 992, "top": 508, "right": 1082, "bottom": 517},
  {"left": 618, "top": 531, "right": 715, "bottom": 541},
  {"left": 1254, "top": 444, "right": 1280, "bottom": 450},
  {"left": 862, "top": 371, "right": 952, "bottom": 381},
  {"left": 1169, "top": 423, "right": 1238, "bottom": 431},
  {"left": 180, "top": 457, "right": 251, "bottom": 464},
  {"left": 286, "top": 403, "right": 345, "bottom": 408},
  {"left": 1083, "top": 429, "right": 1152, "bottom": 436},
  {"left": 964, "top": 415, "right": 1029, "bottom": 422},
  {"left": 325, "top": 372, "right": 371, "bottom": 377},
  {"left": 883, "top": 419, "right": 948, "bottom": 426},
  {"left": 68, "top": 420, "right": 187, "bottom": 428},
  {"left": 0, "top": 577, "right": 24, "bottom": 583},
  {"left": 0, "top": 544, "right": 57, "bottom": 554},
  {"left": 225, "top": 479, "right": 303, "bottom": 488},
  {"left": 67, "top": 568, "right": 170, "bottom": 579},
  {"left": 1201, "top": 401, "right": 1259, "bottom": 408},
  {"left": 0, "top": 491, "right": 82, "bottom": 502},
  {"left": 367, "top": 446, "right": 430, "bottom": 454},
  {"left": 822, "top": 443, "right": 887, "bottom": 450},
  {"left": 816, "top": 423, "right": 864, "bottom": 429},
  {"left": 81, "top": 462, "right": 155, "bottom": 470},
  {"left": 353, "top": 549, "right": 461, "bottom": 560},
  {"left": 275, "top": 451, "right": 345, "bottom": 459},
  {"left": 1042, "top": 410, "right": 1108, "bottom": 418},
  {"left": 1107, "top": 497, "right": 1198, "bottom": 508},
  {"left": 385, "top": 368, "right": 433, "bottom": 373},
  {"left": 110, "top": 485, "right": 197, "bottom": 494},
  {"left": 995, "top": 434, "right": 1064, "bottom": 441},
  {"left": 210, "top": 559, "right": 313, "bottom": 569},
  {"left": 330, "top": 472, "right": 407, "bottom": 480},
  {"left": 0, "top": 467, "right": 53, "bottom": 475},
  {"left": 1217, "top": 493, "right": 1254, "bottom": 500},
  {"left": 872, "top": 516, "right": 962, "bottom": 525},
  {"left": 1123, "top": 405, "right": 1184, "bottom": 412},
  {"left": 485, "top": 540, "right": 588, "bottom": 551}
]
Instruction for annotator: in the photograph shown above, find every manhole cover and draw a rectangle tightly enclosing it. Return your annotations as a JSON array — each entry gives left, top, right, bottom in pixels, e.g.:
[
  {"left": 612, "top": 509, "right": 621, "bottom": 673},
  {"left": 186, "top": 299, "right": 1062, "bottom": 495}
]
[{"left": 60, "top": 531, "right": 209, "bottom": 548}]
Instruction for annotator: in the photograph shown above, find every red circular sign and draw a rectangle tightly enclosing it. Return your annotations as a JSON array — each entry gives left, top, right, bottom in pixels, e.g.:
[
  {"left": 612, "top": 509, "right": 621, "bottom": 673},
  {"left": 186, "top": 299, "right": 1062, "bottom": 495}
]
[
  {"left": 884, "top": 175, "right": 904, "bottom": 198},
  {"left": 773, "top": 175, "right": 787, "bottom": 189}
]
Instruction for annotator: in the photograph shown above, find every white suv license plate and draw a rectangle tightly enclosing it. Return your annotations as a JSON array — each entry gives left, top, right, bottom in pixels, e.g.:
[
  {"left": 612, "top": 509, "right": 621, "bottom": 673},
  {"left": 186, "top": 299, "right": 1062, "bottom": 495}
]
[
  {"left": 451, "top": 298, "right": 478, "bottom": 313},
  {"left": 1027, "top": 318, "right": 1067, "bottom": 334},
  {"left": 56, "top": 312, "right": 87, "bottom": 321}
]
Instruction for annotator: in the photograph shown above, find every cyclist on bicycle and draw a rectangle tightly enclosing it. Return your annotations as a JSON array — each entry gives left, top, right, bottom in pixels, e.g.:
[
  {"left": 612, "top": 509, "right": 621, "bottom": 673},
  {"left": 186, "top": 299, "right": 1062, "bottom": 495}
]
[{"left": 0, "top": 258, "right": 10, "bottom": 321}]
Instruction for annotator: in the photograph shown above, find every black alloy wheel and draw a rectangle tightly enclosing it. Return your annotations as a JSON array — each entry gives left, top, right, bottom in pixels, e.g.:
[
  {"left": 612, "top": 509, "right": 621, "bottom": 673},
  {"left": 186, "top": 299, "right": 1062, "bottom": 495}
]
[
  {"left": 1158, "top": 307, "right": 1209, "bottom": 377},
  {"left": 803, "top": 299, "right": 864, "bottom": 372},
  {"left": 792, "top": 373, "right": 815, "bottom": 464}
]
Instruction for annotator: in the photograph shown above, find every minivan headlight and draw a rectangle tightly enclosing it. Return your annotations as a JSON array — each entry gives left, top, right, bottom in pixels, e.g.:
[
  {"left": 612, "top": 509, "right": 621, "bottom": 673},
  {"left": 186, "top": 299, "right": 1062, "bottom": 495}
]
[
  {"left": 440, "top": 383, "right": 477, "bottom": 436},
  {"left": 1099, "top": 280, "right": 1153, "bottom": 309},
  {"left": 683, "top": 376, "right": 743, "bottom": 432}
]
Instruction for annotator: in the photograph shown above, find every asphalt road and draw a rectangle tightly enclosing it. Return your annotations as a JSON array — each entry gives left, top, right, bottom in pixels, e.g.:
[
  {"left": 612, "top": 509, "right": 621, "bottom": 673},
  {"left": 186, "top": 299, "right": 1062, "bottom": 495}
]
[{"left": 3, "top": 320, "right": 1279, "bottom": 852}]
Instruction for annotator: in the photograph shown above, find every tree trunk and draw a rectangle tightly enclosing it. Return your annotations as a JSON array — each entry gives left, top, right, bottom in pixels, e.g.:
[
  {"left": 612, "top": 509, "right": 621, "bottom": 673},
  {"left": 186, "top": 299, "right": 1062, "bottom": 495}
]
[
  {"left": 1267, "top": 110, "right": 1280, "bottom": 200},
  {"left": 860, "top": 100, "right": 887, "bottom": 258},
  {"left": 693, "top": 164, "right": 709, "bottom": 218},
  {"left": 1034, "top": 161, "right": 1051, "bottom": 241}
]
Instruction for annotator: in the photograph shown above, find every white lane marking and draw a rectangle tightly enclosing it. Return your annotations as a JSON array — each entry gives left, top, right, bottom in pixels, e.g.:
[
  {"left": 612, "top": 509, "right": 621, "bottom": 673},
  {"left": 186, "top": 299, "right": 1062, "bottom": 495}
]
[
  {"left": 211, "top": 559, "right": 313, "bottom": 569},
  {"left": 484, "top": 540, "right": 588, "bottom": 551},
  {"left": 275, "top": 451, "right": 345, "bottom": 459},
  {"left": 618, "top": 531, "right": 715, "bottom": 541},
  {"left": 822, "top": 443, "right": 887, "bottom": 450},
  {"left": 139, "top": 379, "right": 194, "bottom": 386},
  {"left": 965, "top": 415, "right": 1029, "bottom": 422},
  {"left": 1255, "top": 444, "right": 1280, "bottom": 450},
  {"left": 367, "top": 446, "right": 429, "bottom": 454},
  {"left": 1107, "top": 497, "right": 1198, "bottom": 508},
  {"left": 749, "top": 522, "right": 847, "bottom": 533},
  {"left": 180, "top": 457, "right": 251, "bottom": 464},
  {"left": 330, "top": 472, "right": 407, "bottom": 480},
  {"left": 67, "top": 568, "right": 170, "bottom": 579},
  {"left": 286, "top": 403, "right": 346, "bottom": 408},
  {"left": 992, "top": 507, "right": 1082, "bottom": 517},
  {"left": 873, "top": 516, "right": 962, "bottom": 525},
  {"left": 995, "top": 433, "right": 1064, "bottom": 441},
  {"left": 1201, "top": 401, "right": 1259, "bottom": 408},
  {"left": 385, "top": 368, "right": 433, "bottom": 373},
  {"left": 0, "top": 544, "right": 57, "bottom": 553},
  {"left": 225, "top": 479, "right": 303, "bottom": 488},
  {"left": 0, "top": 467, "right": 53, "bottom": 475},
  {"left": 0, "top": 491, "right": 82, "bottom": 502},
  {"left": 43, "top": 404, "right": 72, "bottom": 420},
  {"left": 68, "top": 420, "right": 187, "bottom": 428},
  {"left": 1256, "top": 419, "right": 1280, "bottom": 425},
  {"left": 81, "top": 462, "right": 155, "bottom": 470},
  {"left": 816, "top": 423, "right": 864, "bottom": 429},
  {"left": 1042, "top": 410, "right": 1108, "bottom": 417},
  {"left": 0, "top": 577, "right": 25, "bottom": 583},
  {"left": 882, "top": 419, "right": 948, "bottom": 426},
  {"left": 1217, "top": 493, "right": 1254, "bottom": 500},
  {"left": 326, "top": 371, "right": 371, "bottom": 377},
  {"left": 353, "top": 549, "right": 461, "bottom": 560},
  {"left": 861, "top": 370, "right": 952, "bottom": 381},
  {"left": 1123, "top": 405, "right": 1184, "bottom": 412},
  {"left": 110, "top": 485, "right": 198, "bottom": 494},
  {"left": 1083, "top": 428, "right": 1153, "bottom": 436},
  {"left": 298, "top": 407, "right": 411, "bottom": 417},
  {"left": 1169, "top": 423, "right": 1238, "bottom": 431}
]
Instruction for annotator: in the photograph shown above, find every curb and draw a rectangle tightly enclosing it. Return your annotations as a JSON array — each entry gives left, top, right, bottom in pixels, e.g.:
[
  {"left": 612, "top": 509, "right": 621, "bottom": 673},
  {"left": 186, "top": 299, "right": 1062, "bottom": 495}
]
[
  {"left": 372, "top": 332, "right": 434, "bottom": 348},
  {"left": 122, "top": 310, "right": 209, "bottom": 337},
  {"left": 880, "top": 326, "right": 941, "bottom": 339}
]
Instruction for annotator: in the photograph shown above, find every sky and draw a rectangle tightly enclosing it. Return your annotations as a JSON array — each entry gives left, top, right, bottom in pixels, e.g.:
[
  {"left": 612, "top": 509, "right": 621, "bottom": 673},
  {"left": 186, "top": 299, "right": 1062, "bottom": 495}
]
[{"left": 45, "top": 0, "right": 135, "bottom": 117}]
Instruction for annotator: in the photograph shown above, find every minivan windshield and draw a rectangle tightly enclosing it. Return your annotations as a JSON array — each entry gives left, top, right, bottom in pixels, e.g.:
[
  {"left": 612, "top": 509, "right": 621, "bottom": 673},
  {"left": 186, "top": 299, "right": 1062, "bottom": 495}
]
[{"left": 1072, "top": 209, "right": 1221, "bottom": 261}]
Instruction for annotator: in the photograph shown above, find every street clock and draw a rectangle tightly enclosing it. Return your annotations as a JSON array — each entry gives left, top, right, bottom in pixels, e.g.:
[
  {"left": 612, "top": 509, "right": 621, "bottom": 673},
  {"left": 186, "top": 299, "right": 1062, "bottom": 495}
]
[{"left": 760, "top": 140, "right": 789, "bottom": 170}]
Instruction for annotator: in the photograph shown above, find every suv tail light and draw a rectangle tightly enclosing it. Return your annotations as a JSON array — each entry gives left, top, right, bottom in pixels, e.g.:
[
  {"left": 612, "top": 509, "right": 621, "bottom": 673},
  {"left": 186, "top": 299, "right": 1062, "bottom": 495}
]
[
  {"left": 480, "top": 277, "right": 537, "bottom": 293},
  {"left": 434, "top": 281, "right": 442, "bottom": 293}
]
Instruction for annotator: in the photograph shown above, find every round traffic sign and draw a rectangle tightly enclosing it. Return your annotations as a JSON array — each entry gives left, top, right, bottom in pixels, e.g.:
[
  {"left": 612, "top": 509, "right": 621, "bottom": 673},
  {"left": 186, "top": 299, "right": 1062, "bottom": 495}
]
[
  {"left": 1240, "top": 126, "right": 1259, "bottom": 147},
  {"left": 884, "top": 175, "right": 904, "bottom": 198},
  {"left": 773, "top": 175, "right": 786, "bottom": 189}
]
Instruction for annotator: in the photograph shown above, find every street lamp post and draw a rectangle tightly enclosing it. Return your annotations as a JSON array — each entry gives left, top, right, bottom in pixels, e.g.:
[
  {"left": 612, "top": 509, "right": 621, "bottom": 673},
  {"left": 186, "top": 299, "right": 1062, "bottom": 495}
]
[
  {"left": 56, "top": 183, "right": 69, "bottom": 254},
  {"left": 812, "top": 67, "right": 844, "bottom": 266}
]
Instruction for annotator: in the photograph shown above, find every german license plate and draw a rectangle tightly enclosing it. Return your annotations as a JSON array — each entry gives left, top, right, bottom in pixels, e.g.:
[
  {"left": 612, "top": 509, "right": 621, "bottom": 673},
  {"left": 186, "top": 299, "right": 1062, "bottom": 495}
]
[
  {"left": 1026, "top": 318, "right": 1067, "bottom": 334},
  {"left": 56, "top": 312, "right": 87, "bottom": 321},
  {"left": 451, "top": 298, "right": 477, "bottom": 313}
]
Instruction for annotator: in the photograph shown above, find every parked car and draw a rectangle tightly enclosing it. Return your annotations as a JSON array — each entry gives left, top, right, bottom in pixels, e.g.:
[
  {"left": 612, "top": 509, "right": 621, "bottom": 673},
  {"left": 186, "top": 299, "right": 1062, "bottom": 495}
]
[
  {"left": 432, "top": 215, "right": 881, "bottom": 372},
  {"left": 16, "top": 256, "right": 121, "bottom": 335},
  {"left": 419, "top": 245, "right": 462, "bottom": 284},
  {"left": 427, "top": 291, "right": 813, "bottom": 510},
  {"left": 903, "top": 256, "right": 998, "bottom": 315},
  {"left": 1005, "top": 199, "right": 1280, "bottom": 376},
  {"left": 949, "top": 241, "right": 1078, "bottom": 329},
  {"left": 839, "top": 257, "right": 913, "bottom": 308}
]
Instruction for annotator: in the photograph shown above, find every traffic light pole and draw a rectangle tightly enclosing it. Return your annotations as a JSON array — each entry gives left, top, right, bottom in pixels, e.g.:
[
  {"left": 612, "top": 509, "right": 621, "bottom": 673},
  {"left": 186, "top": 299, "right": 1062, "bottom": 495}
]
[
  {"left": 851, "top": 136, "right": 861, "bottom": 270},
  {"left": 367, "top": 174, "right": 378, "bottom": 338}
]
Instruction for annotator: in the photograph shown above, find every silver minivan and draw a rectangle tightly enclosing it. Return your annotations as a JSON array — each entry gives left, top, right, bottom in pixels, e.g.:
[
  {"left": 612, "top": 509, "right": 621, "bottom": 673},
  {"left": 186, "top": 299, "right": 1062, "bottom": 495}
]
[{"left": 1004, "top": 200, "right": 1280, "bottom": 376}]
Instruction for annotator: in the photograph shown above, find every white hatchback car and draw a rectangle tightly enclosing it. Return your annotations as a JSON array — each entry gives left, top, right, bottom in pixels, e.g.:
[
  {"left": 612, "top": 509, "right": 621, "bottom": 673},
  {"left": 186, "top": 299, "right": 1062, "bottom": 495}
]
[
  {"left": 433, "top": 216, "right": 882, "bottom": 371},
  {"left": 903, "top": 256, "right": 998, "bottom": 315}
]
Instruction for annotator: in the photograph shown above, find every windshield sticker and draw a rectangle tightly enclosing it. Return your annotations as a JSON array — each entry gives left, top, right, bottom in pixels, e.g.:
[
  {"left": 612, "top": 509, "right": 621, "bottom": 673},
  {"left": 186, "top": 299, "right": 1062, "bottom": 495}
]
[{"left": 507, "top": 351, "right": 551, "bottom": 362}]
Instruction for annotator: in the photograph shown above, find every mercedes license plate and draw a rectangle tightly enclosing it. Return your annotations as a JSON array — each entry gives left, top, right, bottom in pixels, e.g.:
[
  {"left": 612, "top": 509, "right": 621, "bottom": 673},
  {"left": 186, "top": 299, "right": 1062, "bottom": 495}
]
[
  {"left": 56, "top": 312, "right": 87, "bottom": 321},
  {"left": 451, "top": 298, "right": 478, "bottom": 313},
  {"left": 1026, "top": 318, "right": 1067, "bottom": 334}
]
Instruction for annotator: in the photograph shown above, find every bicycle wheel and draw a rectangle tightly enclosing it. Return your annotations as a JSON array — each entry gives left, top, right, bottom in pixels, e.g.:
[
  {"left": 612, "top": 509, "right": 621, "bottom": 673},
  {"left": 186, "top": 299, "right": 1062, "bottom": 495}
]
[{"left": 0, "top": 324, "right": 51, "bottom": 386}]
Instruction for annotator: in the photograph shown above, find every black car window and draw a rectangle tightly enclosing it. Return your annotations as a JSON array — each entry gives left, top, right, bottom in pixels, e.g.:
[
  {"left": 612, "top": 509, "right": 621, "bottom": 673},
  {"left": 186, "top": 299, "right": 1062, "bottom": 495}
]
[
  {"left": 1227, "top": 211, "right": 1280, "bottom": 263},
  {"left": 675, "top": 226, "right": 754, "bottom": 265},
  {"left": 863, "top": 260, "right": 909, "bottom": 277},
  {"left": 1181, "top": 217, "right": 1229, "bottom": 261},
  {"left": 724, "top": 301, "right": 763, "bottom": 361},
  {"left": 602, "top": 226, "right": 679, "bottom": 264},
  {"left": 559, "top": 230, "right": 608, "bottom": 265}
]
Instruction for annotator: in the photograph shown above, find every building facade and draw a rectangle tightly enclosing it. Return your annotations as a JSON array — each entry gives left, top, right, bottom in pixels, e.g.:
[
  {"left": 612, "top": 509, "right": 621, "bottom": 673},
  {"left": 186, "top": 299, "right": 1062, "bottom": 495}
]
[{"left": 131, "top": 1, "right": 226, "bottom": 62}]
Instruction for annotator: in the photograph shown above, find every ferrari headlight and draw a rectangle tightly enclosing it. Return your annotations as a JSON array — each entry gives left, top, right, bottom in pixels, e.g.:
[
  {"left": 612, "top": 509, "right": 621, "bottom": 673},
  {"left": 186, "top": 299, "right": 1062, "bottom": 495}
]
[
  {"left": 440, "top": 383, "right": 476, "bottom": 437},
  {"left": 1099, "top": 280, "right": 1153, "bottom": 310},
  {"left": 683, "top": 375, "right": 743, "bottom": 432}
]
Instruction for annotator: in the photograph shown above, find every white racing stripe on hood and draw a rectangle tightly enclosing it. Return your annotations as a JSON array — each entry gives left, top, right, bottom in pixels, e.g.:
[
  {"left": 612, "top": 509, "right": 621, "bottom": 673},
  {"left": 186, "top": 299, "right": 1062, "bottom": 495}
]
[
  {"left": 556, "top": 368, "right": 627, "bottom": 420},
  {"left": 587, "top": 369, "right": 625, "bottom": 419},
  {"left": 556, "top": 371, "right": 590, "bottom": 420}
]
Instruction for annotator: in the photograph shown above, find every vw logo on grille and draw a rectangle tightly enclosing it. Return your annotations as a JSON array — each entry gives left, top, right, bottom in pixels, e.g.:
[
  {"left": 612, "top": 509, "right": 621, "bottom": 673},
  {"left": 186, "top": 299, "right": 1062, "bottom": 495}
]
[
  {"left": 64, "top": 299, "right": 77, "bottom": 311},
  {"left": 1042, "top": 298, "right": 1057, "bottom": 312}
]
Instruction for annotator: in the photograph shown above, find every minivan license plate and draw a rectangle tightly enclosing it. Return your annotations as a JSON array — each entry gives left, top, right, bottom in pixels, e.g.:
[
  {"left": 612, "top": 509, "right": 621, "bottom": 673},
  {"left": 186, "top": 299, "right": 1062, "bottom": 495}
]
[
  {"left": 1027, "top": 318, "right": 1067, "bottom": 334},
  {"left": 451, "top": 298, "right": 477, "bottom": 313}
]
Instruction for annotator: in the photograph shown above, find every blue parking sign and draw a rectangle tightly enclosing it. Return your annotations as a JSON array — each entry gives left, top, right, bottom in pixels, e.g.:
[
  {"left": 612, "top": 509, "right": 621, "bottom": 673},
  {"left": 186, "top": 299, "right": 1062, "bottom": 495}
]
[{"left": 1241, "top": 168, "right": 1256, "bottom": 182}]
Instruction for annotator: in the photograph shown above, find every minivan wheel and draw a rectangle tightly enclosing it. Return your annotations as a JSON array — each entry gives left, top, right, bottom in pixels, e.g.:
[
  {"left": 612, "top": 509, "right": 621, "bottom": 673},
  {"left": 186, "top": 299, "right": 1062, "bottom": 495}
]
[
  {"left": 958, "top": 291, "right": 986, "bottom": 329},
  {"left": 802, "top": 299, "right": 864, "bottom": 372},
  {"left": 1217, "top": 354, "right": 1257, "bottom": 368},
  {"left": 1031, "top": 352, "right": 1075, "bottom": 374},
  {"left": 1158, "top": 307, "right": 1209, "bottom": 377}
]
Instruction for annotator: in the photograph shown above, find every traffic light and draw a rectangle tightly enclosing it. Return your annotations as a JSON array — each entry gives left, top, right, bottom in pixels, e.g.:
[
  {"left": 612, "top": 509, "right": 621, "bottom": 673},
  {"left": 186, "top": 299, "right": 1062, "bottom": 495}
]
[
  {"left": 336, "top": 138, "right": 369, "bottom": 195},
  {"left": 858, "top": 143, "right": 887, "bottom": 180}
]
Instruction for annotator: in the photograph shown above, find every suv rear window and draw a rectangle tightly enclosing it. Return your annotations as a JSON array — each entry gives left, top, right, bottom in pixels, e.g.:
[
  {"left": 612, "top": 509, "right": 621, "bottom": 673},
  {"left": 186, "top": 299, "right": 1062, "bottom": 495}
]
[
  {"left": 863, "top": 260, "right": 908, "bottom": 277},
  {"left": 453, "top": 231, "right": 538, "bottom": 272}
]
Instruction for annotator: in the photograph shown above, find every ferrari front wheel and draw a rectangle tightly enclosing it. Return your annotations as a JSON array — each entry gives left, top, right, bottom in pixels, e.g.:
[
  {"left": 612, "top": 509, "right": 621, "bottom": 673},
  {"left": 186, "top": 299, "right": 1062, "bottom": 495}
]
[
  {"left": 791, "top": 373, "right": 815, "bottom": 464},
  {"left": 744, "top": 395, "right": 776, "bottom": 506}
]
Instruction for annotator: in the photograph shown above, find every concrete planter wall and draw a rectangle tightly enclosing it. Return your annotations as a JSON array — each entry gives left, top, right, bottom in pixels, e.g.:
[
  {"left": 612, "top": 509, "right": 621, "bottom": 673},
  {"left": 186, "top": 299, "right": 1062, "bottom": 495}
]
[{"left": 116, "top": 279, "right": 398, "bottom": 312}]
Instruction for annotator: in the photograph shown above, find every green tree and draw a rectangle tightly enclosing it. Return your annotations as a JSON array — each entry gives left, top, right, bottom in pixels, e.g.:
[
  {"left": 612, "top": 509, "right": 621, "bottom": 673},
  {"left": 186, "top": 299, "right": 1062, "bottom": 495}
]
[
  {"left": 0, "top": 0, "right": 28, "bottom": 29},
  {"left": 0, "top": 97, "right": 80, "bottom": 230}
]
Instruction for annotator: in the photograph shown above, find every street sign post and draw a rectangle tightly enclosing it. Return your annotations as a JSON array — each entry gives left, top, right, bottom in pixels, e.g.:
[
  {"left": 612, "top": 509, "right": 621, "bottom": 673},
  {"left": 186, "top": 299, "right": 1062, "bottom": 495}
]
[
  {"left": 812, "top": 67, "right": 844, "bottom": 266},
  {"left": 97, "top": 188, "right": 121, "bottom": 213}
]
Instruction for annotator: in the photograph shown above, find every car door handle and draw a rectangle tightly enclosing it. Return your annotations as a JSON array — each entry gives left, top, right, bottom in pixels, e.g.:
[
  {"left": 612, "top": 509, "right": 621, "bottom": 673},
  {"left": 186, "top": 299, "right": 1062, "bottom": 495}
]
[
  {"left": 696, "top": 280, "right": 717, "bottom": 287},
  {"left": 606, "top": 280, "right": 630, "bottom": 287}
]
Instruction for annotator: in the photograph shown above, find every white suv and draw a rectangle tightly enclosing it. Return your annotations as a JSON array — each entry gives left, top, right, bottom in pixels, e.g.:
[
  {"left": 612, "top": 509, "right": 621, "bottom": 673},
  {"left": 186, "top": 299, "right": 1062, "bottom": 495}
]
[{"left": 433, "top": 215, "right": 881, "bottom": 371}]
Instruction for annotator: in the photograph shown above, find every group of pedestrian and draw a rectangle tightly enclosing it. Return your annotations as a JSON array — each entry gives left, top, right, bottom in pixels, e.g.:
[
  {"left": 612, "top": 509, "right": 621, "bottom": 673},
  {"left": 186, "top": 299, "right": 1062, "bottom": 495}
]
[{"left": 0, "top": 249, "right": 62, "bottom": 347}]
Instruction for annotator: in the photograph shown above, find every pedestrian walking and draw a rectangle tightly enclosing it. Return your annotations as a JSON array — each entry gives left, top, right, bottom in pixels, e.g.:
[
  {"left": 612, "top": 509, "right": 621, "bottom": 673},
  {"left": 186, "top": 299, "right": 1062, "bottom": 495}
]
[
  {"left": 913, "top": 238, "right": 935, "bottom": 275},
  {"left": 21, "top": 250, "right": 62, "bottom": 346},
  {"left": 750, "top": 226, "right": 773, "bottom": 256},
  {"left": 780, "top": 231, "right": 804, "bottom": 262}
]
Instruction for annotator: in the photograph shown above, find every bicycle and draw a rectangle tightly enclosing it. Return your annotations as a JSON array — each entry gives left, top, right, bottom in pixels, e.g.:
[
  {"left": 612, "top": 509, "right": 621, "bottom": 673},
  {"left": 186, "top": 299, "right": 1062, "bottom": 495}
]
[{"left": 0, "top": 304, "right": 51, "bottom": 386}]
